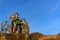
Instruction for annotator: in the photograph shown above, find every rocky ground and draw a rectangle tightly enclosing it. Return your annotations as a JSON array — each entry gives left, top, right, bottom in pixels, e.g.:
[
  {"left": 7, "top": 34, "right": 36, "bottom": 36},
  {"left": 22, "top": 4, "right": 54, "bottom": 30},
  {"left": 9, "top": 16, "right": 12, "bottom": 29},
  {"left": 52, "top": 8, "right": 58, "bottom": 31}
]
[{"left": 0, "top": 32, "right": 60, "bottom": 40}]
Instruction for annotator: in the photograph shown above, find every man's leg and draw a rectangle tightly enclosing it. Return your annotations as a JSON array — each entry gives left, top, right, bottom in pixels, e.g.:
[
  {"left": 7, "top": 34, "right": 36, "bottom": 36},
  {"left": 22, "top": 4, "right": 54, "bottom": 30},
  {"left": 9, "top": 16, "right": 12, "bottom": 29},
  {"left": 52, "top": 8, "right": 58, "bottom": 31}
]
[{"left": 13, "top": 24, "right": 16, "bottom": 32}]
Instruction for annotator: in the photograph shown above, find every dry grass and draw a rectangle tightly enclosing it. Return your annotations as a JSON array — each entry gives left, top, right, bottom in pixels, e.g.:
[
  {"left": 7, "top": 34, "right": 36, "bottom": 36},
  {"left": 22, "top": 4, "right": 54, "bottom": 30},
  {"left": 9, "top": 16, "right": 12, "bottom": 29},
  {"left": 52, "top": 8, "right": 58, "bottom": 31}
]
[{"left": 1, "top": 32, "right": 60, "bottom": 40}]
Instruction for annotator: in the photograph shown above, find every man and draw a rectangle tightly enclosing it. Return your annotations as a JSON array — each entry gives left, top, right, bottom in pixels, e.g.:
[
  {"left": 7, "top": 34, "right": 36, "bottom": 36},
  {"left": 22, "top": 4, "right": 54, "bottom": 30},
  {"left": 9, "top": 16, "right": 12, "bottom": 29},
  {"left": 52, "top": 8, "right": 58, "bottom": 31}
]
[
  {"left": 15, "top": 12, "right": 20, "bottom": 25},
  {"left": 15, "top": 12, "right": 22, "bottom": 33}
]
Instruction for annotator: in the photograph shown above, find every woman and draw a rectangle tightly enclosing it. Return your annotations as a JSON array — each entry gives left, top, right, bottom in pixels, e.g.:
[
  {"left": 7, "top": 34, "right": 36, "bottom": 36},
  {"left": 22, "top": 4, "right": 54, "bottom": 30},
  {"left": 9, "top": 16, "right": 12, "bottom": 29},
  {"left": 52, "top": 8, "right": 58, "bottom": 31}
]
[{"left": 9, "top": 14, "right": 16, "bottom": 33}]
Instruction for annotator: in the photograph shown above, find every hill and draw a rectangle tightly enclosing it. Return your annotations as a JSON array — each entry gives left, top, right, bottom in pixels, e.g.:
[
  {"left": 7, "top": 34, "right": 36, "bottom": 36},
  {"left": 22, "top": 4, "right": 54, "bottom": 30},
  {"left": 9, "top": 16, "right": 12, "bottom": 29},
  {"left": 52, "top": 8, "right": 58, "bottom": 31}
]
[
  {"left": 1, "top": 32, "right": 60, "bottom": 40},
  {"left": 0, "top": 32, "right": 43, "bottom": 40}
]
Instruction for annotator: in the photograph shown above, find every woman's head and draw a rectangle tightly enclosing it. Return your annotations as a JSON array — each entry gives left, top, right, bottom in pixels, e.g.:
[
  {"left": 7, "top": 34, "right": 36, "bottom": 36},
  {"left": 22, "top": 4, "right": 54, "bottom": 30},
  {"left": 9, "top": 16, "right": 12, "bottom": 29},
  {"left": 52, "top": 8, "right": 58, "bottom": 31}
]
[{"left": 12, "top": 15, "right": 15, "bottom": 18}]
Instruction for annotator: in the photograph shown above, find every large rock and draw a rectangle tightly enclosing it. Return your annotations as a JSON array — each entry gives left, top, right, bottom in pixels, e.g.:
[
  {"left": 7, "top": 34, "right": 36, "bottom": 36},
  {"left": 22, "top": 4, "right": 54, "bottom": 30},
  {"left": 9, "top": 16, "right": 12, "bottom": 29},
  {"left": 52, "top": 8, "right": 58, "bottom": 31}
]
[
  {"left": 1, "top": 32, "right": 60, "bottom": 40},
  {"left": 29, "top": 32, "right": 44, "bottom": 40}
]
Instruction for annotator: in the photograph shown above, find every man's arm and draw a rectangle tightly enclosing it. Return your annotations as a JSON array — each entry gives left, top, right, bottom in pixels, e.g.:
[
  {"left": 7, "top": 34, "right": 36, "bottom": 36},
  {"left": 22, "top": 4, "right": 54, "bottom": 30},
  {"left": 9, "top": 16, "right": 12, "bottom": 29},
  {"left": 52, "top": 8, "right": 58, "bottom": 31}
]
[{"left": 10, "top": 18, "right": 14, "bottom": 21}]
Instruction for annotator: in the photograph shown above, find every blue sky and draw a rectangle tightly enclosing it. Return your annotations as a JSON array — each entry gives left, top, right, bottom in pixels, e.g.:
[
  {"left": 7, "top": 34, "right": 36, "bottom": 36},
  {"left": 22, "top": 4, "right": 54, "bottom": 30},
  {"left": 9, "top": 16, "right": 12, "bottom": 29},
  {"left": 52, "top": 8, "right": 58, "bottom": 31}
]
[{"left": 0, "top": 0, "right": 60, "bottom": 35}]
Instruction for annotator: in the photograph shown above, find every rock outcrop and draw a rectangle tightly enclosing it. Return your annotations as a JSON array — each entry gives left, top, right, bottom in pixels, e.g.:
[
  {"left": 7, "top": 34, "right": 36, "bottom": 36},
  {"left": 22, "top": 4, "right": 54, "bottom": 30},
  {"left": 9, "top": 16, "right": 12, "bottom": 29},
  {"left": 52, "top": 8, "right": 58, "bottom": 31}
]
[{"left": 1, "top": 32, "right": 60, "bottom": 40}]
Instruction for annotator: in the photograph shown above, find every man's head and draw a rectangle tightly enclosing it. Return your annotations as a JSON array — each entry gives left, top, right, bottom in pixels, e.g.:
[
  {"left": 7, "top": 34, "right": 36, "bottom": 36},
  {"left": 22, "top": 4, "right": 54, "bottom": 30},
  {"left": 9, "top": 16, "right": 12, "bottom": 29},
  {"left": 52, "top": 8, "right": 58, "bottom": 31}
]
[{"left": 15, "top": 12, "right": 19, "bottom": 18}]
